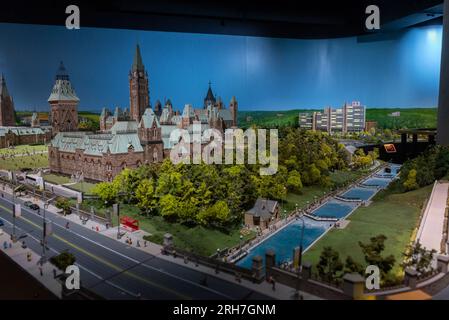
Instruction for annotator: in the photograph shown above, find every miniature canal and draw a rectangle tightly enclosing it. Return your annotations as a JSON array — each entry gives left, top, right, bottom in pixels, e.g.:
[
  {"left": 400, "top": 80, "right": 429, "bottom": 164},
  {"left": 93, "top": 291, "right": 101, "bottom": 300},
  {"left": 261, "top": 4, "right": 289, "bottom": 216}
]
[{"left": 236, "top": 164, "right": 401, "bottom": 269}]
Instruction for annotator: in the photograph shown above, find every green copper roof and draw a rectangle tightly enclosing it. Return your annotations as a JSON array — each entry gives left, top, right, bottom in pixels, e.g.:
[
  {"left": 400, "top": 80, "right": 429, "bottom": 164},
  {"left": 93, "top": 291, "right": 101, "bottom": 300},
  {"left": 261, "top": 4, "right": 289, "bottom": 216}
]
[
  {"left": 182, "top": 104, "right": 195, "bottom": 118},
  {"left": 55, "top": 61, "right": 70, "bottom": 81},
  {"left": 48, "top": 62, "right": 79, "bottom": 102},
  {"left": 110, "top": 121, "right": 138, "bottom": 134},
  {"left": 0, "top": 126, "right": 45, "bottom": 137},
  {"left": 140, "top": 108, "right": 160, "bottom": 129},
  {"left": 51, "top": 131, "right": 143, "bottom": 156},
  {"left": 132, "top": 44, "right": 145, "bottom": 72}
]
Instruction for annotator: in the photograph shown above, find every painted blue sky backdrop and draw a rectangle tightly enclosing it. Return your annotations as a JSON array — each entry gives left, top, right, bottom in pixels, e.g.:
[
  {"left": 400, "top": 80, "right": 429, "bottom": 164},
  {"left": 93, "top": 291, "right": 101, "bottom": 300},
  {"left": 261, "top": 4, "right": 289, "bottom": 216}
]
[{"left": 0, "top": 23, "right": 443, "bottom": 112}]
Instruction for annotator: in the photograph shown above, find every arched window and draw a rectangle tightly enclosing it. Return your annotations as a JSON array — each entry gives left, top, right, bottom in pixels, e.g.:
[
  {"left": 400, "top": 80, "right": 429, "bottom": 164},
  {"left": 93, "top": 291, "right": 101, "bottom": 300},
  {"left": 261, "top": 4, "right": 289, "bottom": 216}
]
[{"left": 153, "top": 149, "right": 158, "bottom": 162}]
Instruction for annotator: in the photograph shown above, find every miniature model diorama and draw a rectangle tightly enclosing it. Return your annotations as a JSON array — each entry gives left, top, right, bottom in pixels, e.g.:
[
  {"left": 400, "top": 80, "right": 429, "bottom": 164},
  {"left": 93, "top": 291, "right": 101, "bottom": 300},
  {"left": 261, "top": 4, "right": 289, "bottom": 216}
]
[{"left": 0, "top": 7, "right": 448, "bottom": 302}]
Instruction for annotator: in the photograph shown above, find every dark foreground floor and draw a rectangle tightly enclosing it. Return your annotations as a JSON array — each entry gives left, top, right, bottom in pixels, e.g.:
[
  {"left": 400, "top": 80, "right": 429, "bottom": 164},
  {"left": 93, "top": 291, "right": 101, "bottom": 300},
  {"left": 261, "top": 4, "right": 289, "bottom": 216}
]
[{"left": 0, "top": 250, "right": 58, "bottom": 300}]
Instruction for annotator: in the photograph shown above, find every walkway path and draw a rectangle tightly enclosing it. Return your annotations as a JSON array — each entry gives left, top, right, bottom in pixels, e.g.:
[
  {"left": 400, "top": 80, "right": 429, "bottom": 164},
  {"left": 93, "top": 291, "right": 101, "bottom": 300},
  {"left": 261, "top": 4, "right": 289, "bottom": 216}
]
[
  {"left": 0, "top": 229, "right": 62, "bottom": 298},
  {"left": 417, "top": 181, "right": 449, "bottom": 253}
]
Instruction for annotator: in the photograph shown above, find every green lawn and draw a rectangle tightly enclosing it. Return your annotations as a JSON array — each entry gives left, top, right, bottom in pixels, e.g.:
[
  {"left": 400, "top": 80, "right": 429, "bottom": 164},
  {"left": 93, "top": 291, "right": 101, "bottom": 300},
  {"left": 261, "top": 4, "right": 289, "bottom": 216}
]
[
  {"left": 43, "top": 173, "right": 71, "bottom": 185},
  {"left": 69, "top": 182, "right": 97, "bottom": 195},
  {"left": 0, "top": 144, "right": 47, "bottom": 155},
  {"left": 303, "top": 184, "right": 433, "bottom": 279},
  {"left": 0, "top": 153, "right": 49, "bottom": 170}
]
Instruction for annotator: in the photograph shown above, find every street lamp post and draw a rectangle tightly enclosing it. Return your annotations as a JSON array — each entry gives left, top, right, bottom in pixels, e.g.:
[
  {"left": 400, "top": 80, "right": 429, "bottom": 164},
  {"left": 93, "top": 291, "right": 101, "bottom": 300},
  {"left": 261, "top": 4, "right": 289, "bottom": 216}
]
[
  {"left": 11, "top": 188, "right": 16, "bottom": 242},
  {"left": 295, "top": 214, "right": 305, "bottom": 299},
  {"left": 239, "top": 235, "right": 243, "bottom": 252},
  {"left": 40, "top": 191, "right": 47, "bottom": 266},
  {"left": 114, "top": 203, "right": 120, "bottom": 239}
]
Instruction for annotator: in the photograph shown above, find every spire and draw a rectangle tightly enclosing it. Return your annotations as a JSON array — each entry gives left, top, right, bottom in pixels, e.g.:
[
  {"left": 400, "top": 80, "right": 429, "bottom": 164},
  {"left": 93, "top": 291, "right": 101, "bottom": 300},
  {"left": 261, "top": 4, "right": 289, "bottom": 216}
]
[
  {"left": 0, "top": 73, "right": 9, "bottom": 97},
  {"left": 132, "top": 44, "right": 145, "bottom": 72},
  {"left": 56, "top": 61, "right": 70, "bottom": 80},
  {"left": 205, "top": 81, "right": 215, "bottom": 101}
]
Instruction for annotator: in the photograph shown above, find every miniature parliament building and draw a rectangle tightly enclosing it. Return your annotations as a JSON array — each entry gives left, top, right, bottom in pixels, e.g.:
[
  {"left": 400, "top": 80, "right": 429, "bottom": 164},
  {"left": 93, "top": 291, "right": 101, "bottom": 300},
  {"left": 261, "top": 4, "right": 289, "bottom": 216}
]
[{"left": 48, "top": 45, "right": 238, "bottom": 181}]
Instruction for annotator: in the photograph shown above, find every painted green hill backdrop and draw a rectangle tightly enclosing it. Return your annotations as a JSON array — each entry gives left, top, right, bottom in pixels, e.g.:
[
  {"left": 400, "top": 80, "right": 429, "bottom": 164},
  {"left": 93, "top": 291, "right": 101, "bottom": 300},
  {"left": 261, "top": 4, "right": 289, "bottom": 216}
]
[
  {"left": 238, "top": 108, "right": 437, "bottom": 129},
  {"left": 17, "top": 108, "right": 437, "bottom": 130}
]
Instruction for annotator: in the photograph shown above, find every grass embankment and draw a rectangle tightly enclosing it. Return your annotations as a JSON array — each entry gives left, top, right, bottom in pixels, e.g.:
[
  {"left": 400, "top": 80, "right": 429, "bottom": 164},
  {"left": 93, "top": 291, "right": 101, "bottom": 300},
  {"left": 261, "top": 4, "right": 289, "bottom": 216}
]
[
  {"left": 43, "top": 173, "right": 96, "bottom": 195},
  {"left": 303, "top": 183, "right": 432, "bottom": 278},
  {"left": 43, "top": 173, "right": 71, "bottom": 185}
]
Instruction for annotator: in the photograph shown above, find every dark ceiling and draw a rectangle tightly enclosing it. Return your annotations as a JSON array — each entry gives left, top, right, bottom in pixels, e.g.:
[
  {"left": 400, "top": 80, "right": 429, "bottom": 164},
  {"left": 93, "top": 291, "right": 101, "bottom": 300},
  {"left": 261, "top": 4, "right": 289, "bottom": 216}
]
[{"left": 0, "top": 0, "right": 444, "bottom": 39}]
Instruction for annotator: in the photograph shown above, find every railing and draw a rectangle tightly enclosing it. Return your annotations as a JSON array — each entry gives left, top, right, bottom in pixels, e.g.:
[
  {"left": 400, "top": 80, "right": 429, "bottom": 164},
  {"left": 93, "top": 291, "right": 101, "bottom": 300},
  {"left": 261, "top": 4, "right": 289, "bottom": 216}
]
[
  {"left": 334, "top": 195, "right": 363, "bottom": 203},
  {"left": 304, "top": 213, "right": 338, "bottom": 222},
  {"left": 164, "top": 247, "right": 260, "bottom": 282}
]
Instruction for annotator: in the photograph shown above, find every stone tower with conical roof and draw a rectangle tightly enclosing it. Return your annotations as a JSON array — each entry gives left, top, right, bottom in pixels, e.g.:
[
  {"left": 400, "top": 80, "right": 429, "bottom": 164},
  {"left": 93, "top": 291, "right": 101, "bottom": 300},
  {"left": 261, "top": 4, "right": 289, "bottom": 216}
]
[
  {"left": 0, "top": 74, "right": 15, "bottom": 126},
  {"left": 48, "top": 61, "right": 79, "bottom": 135},
  {"left": 129, "top": 44, "right": 150, "bottom": 123}
]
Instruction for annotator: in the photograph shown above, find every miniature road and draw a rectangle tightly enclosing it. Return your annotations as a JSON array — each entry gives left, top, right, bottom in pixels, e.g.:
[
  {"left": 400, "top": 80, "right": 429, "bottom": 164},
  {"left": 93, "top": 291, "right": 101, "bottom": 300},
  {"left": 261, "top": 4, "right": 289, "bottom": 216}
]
[{"left": 0, "top": 195, "right": 271, "bottom": 300}]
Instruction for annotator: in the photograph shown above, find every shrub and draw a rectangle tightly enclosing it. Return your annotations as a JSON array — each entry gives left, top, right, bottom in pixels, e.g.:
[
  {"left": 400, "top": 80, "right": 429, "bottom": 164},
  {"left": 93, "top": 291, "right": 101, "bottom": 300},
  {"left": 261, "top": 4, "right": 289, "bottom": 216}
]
[{"left": 50, "top": 252, "right": 76, "bottom": 271}]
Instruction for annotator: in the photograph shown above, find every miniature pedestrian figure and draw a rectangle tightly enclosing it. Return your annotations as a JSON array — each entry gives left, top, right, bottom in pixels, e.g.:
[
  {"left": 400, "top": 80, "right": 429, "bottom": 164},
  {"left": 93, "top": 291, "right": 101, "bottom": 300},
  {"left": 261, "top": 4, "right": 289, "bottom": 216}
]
[
  {"left": 22, "top": 241, "right": 27, "bottom": 249},
  {"left": 137, "top": 240, "right": 141, "bottom": 247},
  {"left": 270, "top": 276, "right": 276, "bottom": 291},
  {"left": 27, "top": 251, "right": 32, "bottom": 262},
  {"left": 3, "top": 241, "right": 8, "bottom": 249},
  {"left": 66, "top": 222, "right": 70, "bottom": 229},
  {"left": 39, "top": 266, "right": 43, "bottom": 276},
  {"left": 144, "top": 240, "right": 147, "bottom": 247},
  {"left": 8, "top": 242, "right": 12, "bottom": 248},
  {"left": 96, "top": 226, "right": 99, "bottom": 232}
]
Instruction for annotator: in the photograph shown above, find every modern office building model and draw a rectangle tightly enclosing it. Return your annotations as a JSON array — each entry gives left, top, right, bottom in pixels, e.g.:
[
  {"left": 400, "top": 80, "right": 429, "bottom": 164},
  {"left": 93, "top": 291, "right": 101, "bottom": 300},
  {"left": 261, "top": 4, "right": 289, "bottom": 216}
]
[{"left": 298, "top": 101, "right": 366, "bottom": 133}]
